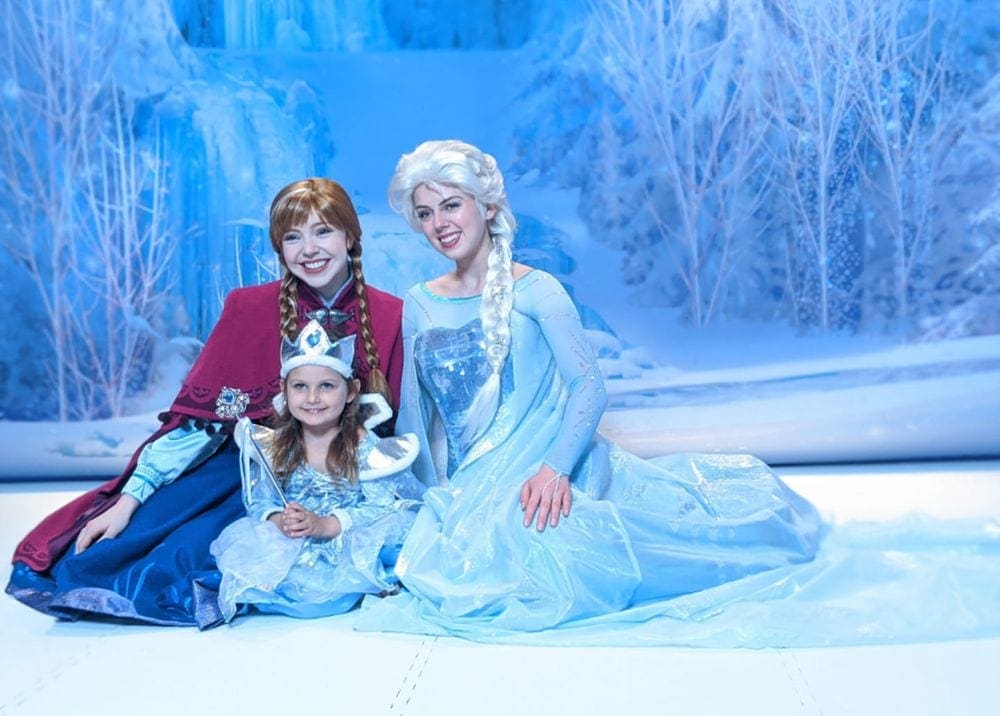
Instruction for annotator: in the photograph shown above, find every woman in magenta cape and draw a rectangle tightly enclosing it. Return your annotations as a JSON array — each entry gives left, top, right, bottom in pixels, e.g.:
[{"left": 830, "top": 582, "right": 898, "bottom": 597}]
[{"left": 7, "top": 178, "right": 404, "bottom": 628}]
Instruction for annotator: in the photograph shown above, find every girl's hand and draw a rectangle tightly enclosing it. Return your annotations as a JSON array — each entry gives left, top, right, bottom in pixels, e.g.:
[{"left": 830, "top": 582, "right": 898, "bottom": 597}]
[
  {"left": 519, "top": 465, "right": 571, "bottom": 532},
  {"left": 75, "top": 494, "right": 140, "bottom": 553},
  {"left": 280, "top": 502, "right": 341, "bottom": 539}
]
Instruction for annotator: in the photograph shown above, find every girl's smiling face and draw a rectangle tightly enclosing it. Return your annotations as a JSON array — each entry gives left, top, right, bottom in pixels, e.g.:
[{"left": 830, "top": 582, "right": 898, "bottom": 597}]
[{"left": 283, "top": 364, "right": 358, "bottom": 434}]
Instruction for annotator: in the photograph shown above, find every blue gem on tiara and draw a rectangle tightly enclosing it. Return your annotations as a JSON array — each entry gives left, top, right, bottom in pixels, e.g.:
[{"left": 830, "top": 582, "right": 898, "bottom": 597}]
[{"left": 215, "top": 386, "right": 250, "bottom": 419}]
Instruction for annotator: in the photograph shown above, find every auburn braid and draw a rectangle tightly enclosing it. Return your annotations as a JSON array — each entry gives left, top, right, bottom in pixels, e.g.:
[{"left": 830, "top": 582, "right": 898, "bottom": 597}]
[
  {"left": 349, "top": 242, "right": 391, "bottom": 405},
  {"left": 278, "top": 270, "right": 300, "bottom": 341}
]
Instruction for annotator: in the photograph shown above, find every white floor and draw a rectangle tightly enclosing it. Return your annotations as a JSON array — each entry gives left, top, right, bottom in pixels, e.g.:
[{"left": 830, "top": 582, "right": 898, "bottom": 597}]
[{"left": 2, "top": 461, "right": 999, "bottom": 716}]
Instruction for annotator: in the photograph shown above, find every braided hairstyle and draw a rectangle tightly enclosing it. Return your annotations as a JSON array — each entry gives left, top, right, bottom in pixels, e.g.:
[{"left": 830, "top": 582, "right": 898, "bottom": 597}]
[
  {"left": 387, "top": 140, "right": 517, "bottom": 445},
  {"left": 268, "top": 178, "right": 391, "bottom": 406}
]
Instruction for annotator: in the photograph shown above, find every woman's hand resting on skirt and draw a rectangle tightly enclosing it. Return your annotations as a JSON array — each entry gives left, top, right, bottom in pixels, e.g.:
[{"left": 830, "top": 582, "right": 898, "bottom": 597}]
[{"left": 520, "top": 465, "right": 571, "bottom": 532}]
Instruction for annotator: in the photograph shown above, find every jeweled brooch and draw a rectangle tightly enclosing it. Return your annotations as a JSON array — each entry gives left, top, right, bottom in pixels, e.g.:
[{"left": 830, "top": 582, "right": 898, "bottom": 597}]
[{"left": 215, "top": 386, "right": 250, "bottom": 419}]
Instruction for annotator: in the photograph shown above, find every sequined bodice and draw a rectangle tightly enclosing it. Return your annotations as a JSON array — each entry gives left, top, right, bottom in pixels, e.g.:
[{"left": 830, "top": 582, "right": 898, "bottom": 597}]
[
  {"left": 413, "top": 319, "right": 512, "bottom": 474},
  {"left": 282, "top": 464, "right": 361, "bottom": 515},
  {"left": 397, "top": 271, "right": 609, "bottom": 486},
  {"left": 277, "top": 433, "right": 391, "bottom": 514}
]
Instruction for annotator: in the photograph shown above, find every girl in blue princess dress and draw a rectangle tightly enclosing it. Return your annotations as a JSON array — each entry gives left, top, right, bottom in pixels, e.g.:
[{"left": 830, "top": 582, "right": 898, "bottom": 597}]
[
  {"left": 210, "top": 321, "right": 422, "bottom": 622},
  {"left": 357, "top": 139, "right": 822, "bottom": 637}
]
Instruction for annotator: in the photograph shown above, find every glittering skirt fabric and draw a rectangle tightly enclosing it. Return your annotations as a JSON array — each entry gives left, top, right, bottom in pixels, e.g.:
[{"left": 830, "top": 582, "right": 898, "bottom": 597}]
[
  {"left": 210, "top": 509, "right": 413, "bottom": 622},
  {"left": 356, "top": 446, "right": 1000, "bottom": 647},
  {"left": 359, "top": 446, "right": 826, "bottom": 640}
]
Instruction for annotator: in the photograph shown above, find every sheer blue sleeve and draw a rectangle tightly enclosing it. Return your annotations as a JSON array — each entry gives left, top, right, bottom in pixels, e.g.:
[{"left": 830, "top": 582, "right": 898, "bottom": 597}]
[
  {"left": 122, "top": 422, "right": 228, "bottom": 503},
  {"left": 521, "top": 272, "right": 608, "bottom": 477}
]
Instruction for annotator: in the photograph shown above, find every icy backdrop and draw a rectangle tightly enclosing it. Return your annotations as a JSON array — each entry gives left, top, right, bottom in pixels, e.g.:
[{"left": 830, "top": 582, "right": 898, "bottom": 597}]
[{"left": 0, "top": 0, "right": 997, "bottom": 474}]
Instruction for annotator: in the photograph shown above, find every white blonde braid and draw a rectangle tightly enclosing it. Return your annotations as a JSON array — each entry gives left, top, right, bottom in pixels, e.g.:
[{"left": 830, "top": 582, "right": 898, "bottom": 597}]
[{"left": 388, "top": 140, "right": 517, "bottom": 445}]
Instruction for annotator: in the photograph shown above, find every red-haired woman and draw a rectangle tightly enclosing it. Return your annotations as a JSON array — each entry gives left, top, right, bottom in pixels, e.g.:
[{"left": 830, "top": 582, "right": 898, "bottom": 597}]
[{"left": 8, "top": 178, "right": 404, "bottom": 628}]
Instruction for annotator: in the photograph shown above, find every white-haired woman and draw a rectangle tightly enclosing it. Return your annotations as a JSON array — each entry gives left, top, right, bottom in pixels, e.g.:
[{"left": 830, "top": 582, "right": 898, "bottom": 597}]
[{"left": 372, "top": 139, "right": 820, "bottom": 635}]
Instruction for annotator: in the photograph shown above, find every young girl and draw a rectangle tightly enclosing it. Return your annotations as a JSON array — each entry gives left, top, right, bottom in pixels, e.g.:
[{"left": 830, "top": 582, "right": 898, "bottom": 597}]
[
  {"left": 210, "top": 320, "right": 422, "bottom": 622},
  {"left": 8, "top": 179, "right": 404, "bottom": 627}
]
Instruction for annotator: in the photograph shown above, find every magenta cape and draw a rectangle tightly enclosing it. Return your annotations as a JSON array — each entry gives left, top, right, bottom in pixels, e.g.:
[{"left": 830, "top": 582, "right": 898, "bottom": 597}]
[{"left": 13, "top": 280, "right": 403, "bottom": 570}]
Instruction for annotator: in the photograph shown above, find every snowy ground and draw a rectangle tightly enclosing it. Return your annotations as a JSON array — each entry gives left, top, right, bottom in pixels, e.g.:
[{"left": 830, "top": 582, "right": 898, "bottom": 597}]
[{"left": 3, "top": 460, "right": 998, "bottom": 716}]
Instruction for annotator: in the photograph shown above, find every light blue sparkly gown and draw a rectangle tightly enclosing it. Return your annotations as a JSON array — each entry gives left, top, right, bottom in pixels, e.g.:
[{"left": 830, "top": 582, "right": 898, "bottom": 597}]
[
  {"left": 358, "top": 271, "right": 822, "bottom": 637},
  {"left": 210, "top": 425, "right": 423, "bottom": 621}
]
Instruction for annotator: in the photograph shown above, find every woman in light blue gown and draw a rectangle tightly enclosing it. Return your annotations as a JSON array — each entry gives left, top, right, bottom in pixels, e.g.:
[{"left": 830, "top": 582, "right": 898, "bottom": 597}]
[{"left": 359, "top": 140, "right": 822, "bottom": 637}]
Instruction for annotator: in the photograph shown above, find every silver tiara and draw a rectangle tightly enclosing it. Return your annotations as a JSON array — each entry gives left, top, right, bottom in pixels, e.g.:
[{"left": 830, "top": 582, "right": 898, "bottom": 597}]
[{"left": 280, "top": 319, "right": 355, "bottom": 379}]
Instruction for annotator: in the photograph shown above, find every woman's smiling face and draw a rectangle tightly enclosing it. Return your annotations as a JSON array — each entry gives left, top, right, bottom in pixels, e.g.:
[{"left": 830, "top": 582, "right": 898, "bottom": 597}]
[
  {"left": 412, "top": 184, "right": 495, "bottom": 268},
  {"left": 280, "top": 209, "right": 351, "bottom": 298}
]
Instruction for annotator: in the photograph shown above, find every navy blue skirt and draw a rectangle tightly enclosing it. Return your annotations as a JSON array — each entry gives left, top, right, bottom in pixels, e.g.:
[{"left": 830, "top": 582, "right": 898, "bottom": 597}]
[{"left": 7, "top": 442, "right": 244, "bottom": 629}]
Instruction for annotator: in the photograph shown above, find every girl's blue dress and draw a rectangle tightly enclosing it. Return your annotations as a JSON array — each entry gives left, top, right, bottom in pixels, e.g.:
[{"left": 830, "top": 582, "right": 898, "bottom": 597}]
[
  {"left": 210, "top": 422, "right": 423, "bottom": 621},
  {"left": 356, "top": 271, "right": 1000, "bottom": 647}
]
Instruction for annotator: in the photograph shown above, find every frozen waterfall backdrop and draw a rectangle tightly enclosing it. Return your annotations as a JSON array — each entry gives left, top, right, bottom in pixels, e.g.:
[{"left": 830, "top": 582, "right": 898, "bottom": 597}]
[{"left": 0, "top": 0, "right": 997, "bottom": 477}]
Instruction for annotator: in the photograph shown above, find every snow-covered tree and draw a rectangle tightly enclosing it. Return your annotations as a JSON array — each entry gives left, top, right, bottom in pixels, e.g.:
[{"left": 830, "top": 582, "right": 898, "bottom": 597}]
[
  {"left": 0, "top": 0, "right": 174, "bottom": 419},
  {"left": 580, "top": 0, "right": 774, "bottom": 325},
  {"left": 759, "top": 0, "right": 868, "bottom": 331},
  {"left": 918, "top": 72, "right": 1000, "bottom": 339},
  {"left": 514, "top": 0, "right": 996, "bottom": 337},
  {"left": 853, "top": 0, "right": 956, "bottom": 330}
]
